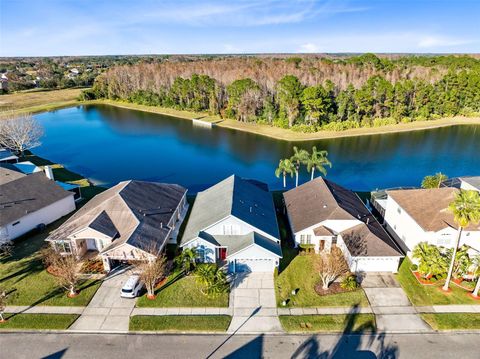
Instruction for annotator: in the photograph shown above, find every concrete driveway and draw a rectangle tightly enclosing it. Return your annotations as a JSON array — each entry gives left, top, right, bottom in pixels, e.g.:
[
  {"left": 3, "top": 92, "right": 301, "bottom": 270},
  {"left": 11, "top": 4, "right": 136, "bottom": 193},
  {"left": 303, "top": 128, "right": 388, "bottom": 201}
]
[
  {"left": 361, "top": 272, "right": 431, "bottom": 332},
  {"left": 227, "top": 272, "right": 283, "bottom": 334},
  {"left": 70, "top": 269, "right": 137, "bottom": 332}
]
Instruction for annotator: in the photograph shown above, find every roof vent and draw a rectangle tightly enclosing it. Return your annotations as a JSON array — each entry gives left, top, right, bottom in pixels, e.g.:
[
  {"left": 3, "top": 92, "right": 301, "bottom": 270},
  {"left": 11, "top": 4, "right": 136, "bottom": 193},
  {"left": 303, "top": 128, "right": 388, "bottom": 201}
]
[
  {"left": 323, "top": 205, "right": 327, "bottom": 208},
  {"left": 249, "top": 206, "right": 252, "bottom": 213}
]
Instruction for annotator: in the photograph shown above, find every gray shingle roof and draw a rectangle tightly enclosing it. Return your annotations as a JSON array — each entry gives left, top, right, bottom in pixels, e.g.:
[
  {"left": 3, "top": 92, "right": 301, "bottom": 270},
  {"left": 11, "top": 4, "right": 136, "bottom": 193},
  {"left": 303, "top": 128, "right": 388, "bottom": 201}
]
[
  {"left": 198, "top": 231, "right": 282, "bottom": 258},
  {"left": 181, "top": 175, "right": 280, "bottom": 245},
  {"left": 0, "top": 169, "right": 73, "bottom": 226},
  {"left": 48, "top": 180, "right": 187, "bottom": 255}
]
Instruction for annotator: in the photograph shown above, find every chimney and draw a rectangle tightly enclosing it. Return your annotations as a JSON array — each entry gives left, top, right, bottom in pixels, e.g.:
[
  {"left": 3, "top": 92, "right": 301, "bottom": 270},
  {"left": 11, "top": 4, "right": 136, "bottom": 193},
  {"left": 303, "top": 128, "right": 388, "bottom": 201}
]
[{"left": 44, "top": 166, "right": 54, "bottom": 180}]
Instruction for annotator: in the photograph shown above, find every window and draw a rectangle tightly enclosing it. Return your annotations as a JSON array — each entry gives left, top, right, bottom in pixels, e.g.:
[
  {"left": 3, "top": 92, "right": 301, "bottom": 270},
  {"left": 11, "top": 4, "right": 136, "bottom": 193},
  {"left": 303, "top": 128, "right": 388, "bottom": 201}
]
[
  {"left": 223, "top": 224, "right": 238, "bottom": 235},
  {"left": 55, "top": 241, "right": 72, "bottom": 253},
  {"left": 300, "top": 234, "right": 312, "bottom": 244}
]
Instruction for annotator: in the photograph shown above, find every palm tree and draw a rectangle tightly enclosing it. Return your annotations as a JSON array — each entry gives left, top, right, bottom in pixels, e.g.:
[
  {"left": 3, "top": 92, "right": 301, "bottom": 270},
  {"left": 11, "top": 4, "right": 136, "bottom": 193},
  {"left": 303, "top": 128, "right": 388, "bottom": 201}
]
[
  {"left": 306, "top": 147, "right": 332, "bottom": 181},
  {"left": 472, "top": 256, "right": 480, "bottom": 297},
  {"left": 275, "top": 158, "right": 295, "bottom": 188},
  {"left": 443, "top": 190, "right": 480, "bottom": 291},
  {"left": 175, "top": 247, "right": 198, "bottom": 275},
  {"left": 290, "top": 146, "right": 309, "bottom": 187}
]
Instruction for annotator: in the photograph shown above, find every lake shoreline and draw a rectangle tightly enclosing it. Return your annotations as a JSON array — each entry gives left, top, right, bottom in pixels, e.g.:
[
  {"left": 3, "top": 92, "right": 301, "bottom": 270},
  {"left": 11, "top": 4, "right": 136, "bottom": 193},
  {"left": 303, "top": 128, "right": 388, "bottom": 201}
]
[
  {"left": 86, "top": 100, "right": 480, "bottom": 142},
  {"left": 3, "top": 91, "right": 480, "bottom": 142}
]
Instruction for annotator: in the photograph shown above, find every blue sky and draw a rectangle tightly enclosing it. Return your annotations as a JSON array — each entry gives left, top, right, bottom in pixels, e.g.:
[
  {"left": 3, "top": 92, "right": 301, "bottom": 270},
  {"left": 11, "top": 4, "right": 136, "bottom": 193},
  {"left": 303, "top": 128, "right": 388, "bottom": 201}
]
[{"left": 1, "top": 0, "right": 479, "bottom": 56}]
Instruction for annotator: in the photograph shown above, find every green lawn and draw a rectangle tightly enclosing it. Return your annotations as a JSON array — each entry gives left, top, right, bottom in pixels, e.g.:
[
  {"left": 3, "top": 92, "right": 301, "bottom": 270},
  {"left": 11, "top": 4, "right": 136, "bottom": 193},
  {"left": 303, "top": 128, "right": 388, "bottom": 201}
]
[
  {"left": 421, "top": 313, "right": 480, "bottom": 330},
  {"left": 129, "top": 315, "right": 231, "bottom": 332},
  {"left": 280, "top": 314, "right": 376, "bottom": 333},
  {"left": 136, "top": 273, "right": 229, "bottom": 308},
  {"left": 395, "top": 258, "right": 479, "bottom": 306},
  {"left": 1, "top": 219, "right": 101, "bottom": 307},
  {"left": 0, "top": 314, "right": 79, "bottom": 330},
  {"left": 275, "top": 255, "right": 369, "bottom": 307}
]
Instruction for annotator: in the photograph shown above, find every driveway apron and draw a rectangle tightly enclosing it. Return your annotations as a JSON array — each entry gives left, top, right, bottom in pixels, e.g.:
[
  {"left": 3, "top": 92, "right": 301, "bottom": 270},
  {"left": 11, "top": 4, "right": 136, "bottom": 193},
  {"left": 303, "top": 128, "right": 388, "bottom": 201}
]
[
  {"left": 227, "top": 272, "right": 283, "bottom": 334},
  {"left": 69, "top": 270, "right": 136, "bottom": 332}
]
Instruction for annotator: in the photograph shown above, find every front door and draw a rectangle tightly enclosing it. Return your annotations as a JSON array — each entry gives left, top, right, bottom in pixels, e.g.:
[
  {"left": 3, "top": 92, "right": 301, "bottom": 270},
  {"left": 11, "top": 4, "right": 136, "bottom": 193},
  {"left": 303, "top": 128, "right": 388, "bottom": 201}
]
[{"left": 219, "top": 248, "right": 227, "bottom": 260}]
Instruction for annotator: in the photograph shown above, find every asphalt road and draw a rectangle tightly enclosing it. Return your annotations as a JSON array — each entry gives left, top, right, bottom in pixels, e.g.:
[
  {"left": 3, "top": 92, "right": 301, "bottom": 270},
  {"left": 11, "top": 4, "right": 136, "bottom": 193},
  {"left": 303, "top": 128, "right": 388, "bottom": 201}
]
[{"left": 1, "top": 332, "right": 479, "bottom": 359}]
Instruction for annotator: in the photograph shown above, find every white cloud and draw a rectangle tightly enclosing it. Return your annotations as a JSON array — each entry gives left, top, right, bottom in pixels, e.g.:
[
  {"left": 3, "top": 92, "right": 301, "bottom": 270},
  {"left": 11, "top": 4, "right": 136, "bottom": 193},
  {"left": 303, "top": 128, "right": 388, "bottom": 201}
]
[
  {"left": 417, "top": 35, "right": 472, "bottom": 48},
  {"left": 299, "top": 43, "right": 320, "bottom": 53}
]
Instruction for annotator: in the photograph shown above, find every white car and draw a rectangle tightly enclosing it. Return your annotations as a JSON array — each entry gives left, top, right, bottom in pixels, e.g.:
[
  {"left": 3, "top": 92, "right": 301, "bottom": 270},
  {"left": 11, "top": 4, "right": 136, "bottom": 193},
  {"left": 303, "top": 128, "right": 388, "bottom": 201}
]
[{"left": 120, "top": 275, "right": 144, "bottom": 298}]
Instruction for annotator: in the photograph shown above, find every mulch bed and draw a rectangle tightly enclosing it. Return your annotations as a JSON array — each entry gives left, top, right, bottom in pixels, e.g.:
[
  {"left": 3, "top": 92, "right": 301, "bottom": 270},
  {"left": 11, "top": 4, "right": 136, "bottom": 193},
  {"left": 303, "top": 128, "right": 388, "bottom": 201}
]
[
  {"left": 314, "top": 282, "right": 351, "bottom": 296},
  {"left": 411, "top": 270, "right": 441, "bottom": 286}
]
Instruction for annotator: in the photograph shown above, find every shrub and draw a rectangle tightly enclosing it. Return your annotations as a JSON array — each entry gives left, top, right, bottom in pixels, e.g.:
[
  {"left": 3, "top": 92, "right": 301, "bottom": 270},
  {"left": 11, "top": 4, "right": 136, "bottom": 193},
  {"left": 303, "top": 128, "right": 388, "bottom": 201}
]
[
  {"left": 299, "top": 243, "right": 315, "bottom": 254},
  {"left": 410, "top": 264, "right": 418, "bottom": 271},
  {"left": 340, "top": 274, "right": 359, "bottom": 291}
]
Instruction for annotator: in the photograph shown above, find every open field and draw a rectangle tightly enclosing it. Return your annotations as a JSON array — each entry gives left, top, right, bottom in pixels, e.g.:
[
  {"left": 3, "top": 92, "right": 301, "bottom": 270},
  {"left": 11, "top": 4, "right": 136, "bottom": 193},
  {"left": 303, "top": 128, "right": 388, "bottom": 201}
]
[
  {"left": 279, "top": 314, "right": 376, "bottom": 333},
  {"left": 0, "top": 313, "right": 79, "bottom": 330},
  {"left": 395, "top": 258, "right": 479, "bottom": 306},
  {"left": 3, "top": 89, "right": 480, "bottom": 141},
  {"left": 0, "top": 88, "right": 85, "bottom": 115},
  {"left": 129, "top": 315, "right": 232, "bottom": 332}
]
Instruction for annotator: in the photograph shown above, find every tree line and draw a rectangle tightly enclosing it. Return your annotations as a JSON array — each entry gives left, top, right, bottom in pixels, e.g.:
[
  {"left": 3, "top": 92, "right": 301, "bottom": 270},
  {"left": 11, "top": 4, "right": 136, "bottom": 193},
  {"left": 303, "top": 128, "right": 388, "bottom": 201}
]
[{"left": 84, "top": 54, "right": 480, "bottom": 132}]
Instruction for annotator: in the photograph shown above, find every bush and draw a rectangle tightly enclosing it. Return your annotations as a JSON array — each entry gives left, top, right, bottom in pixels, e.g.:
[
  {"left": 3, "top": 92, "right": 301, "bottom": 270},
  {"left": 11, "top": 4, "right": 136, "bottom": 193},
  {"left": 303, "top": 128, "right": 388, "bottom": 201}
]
[
  {"left": 410, "top": 264, "right": 418, "bottom": 271},
  {"left": 372, "top": 117, "right": 398, "bottom": 127},
  {"left": 340, "top": 274, "right": 359, "bottom": 291},
  {"left": 299, "top": 244, "right": 315, "bottom": 254}
]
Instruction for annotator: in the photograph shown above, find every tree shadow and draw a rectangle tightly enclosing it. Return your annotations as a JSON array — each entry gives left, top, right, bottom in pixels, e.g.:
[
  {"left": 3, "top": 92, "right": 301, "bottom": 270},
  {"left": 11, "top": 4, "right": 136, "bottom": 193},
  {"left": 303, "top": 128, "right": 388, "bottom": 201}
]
[{"left": 290, "top": 304, "right": 399, "bottom": 359}]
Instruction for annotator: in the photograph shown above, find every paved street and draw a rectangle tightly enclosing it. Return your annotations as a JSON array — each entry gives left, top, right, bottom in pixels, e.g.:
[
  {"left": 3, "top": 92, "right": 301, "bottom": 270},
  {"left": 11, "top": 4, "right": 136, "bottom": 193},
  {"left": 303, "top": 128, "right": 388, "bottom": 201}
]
[
  {"left": 228, "top": 272, "right": 283, "bottom": 334},
  {"left": 1, "top": 332, "right": 479, "bottom": 359}
]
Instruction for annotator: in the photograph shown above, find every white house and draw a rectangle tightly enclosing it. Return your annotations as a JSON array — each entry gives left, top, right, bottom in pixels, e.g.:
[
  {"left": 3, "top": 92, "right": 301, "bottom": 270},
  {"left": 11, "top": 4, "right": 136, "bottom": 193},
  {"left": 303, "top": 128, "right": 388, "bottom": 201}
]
[
  {"left": 441, "top": 176, "right": 480, "bottom": 192},
  {"left": 283, "top": 178, "right": 404, "bottom": 273},
  {"left": 381, "top": 188, "right": 480, "bottom": 257},
  {"left": 46, "top": 180, "right": 188, "bottom": 272},
  {"left": 180, "top": 175, "right": 282, "bottom": 273},
  {"left": 0, "top": 168, "right": 76, "bottom": 244}
]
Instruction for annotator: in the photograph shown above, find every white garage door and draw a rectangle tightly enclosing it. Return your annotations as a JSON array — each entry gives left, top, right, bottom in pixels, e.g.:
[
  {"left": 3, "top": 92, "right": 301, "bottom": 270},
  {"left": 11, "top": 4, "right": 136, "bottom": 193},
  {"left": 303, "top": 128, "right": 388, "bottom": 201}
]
[
  {"left": 234, "top": 258, "right": 274, "bottom": 272},
  {"left": 352, "top": 257, "right": 399, "bottom": 273}
]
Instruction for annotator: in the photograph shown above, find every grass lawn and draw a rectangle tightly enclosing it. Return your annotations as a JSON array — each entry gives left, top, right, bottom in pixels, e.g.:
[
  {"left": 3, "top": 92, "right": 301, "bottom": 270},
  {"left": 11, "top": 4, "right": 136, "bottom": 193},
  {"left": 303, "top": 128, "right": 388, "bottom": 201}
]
[
  {"left": 421, "top": 313, "right": 480, "bottom": 330},
  {"left": 1, "top": 212, "right": 102, "bottom": 307},
  {"left": 129, "top": 315, "right": 231, "bottom": 332},
  {"left": 0, "top": 313, "right": 79, "bottom": 330},
  {"left": 136, "top": 273, "right": 229, "bottom": 308},
  {"left": 280, "top": 314, "right": 376, "bottom": 333},
  {"left": 395, "top": 258, "right": 479, "bottom": 306},
  {"left": 275, "top": 255, "right": 369, "bottom": 307},
  {"left": 0, "top": 88, "right": 84, "bottom": 114}
]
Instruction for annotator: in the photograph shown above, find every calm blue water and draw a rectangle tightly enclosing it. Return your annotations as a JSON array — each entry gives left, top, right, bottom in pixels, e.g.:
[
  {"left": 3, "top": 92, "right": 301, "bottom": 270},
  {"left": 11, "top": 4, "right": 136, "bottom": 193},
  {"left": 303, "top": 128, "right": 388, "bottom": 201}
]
[{"left": 33, "top": 105, "right": 480, "bottom": 192}]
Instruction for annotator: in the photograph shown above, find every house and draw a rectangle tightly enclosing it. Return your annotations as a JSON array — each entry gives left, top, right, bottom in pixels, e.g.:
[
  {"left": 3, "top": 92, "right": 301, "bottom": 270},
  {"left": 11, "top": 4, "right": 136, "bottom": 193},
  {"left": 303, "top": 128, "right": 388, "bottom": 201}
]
[
  {"left": 180, "top": 175, "right": 282, "bottom": 273},
  {"left": 0, "top": 168, "right": 76, "bottom": 244},
  {"left": 0, "top": 148, "right": 18, "bottom": 163},
  {"left": 46, "top": 180, "right": 188, "bottom": 271},
  {"left": 381, "top": 187, "right": 480, "bottom": 256},
  {"left": 283, "top": 178, "right": 404, "bottom": 273},
  {"left": 441, "top": 176, "right": 480, "bottom": 192}
]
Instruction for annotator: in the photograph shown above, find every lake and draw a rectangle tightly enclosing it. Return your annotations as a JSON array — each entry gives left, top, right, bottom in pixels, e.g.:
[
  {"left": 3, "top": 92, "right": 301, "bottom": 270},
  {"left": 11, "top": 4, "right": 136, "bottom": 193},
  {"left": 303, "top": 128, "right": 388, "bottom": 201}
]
[{"left": 33, "top": 105, "right": 480, "bottom": 192}]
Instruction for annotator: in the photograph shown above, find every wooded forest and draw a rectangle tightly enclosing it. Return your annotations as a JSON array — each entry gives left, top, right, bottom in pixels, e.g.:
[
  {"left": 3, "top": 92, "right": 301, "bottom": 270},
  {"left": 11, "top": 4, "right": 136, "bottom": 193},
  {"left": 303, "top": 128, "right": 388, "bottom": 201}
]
[{"left": 84, "top": 54, "right": 480, "bottom": 132}]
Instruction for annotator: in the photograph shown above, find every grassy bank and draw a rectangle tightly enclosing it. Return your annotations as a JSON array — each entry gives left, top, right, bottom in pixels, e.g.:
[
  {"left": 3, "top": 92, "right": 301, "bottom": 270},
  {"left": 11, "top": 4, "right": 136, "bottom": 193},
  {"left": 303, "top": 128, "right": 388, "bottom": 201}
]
[
  {"left": 421, "top": 313, "right": 480, "bottom": 330},
  {"left": 396, "top": 258, "right": 479, "bottom": 306},
  {"left": 0, "top": 88, "right": 85, "bottom": 115},
  {"left": 0, "top": 314, "right": 79, "bottom": 330},
  {"left": 129, "top": 315, "right": 231, "bottom": 332},
  {"left": 280, "top": 314, "right": 376, "bottom": 333}
]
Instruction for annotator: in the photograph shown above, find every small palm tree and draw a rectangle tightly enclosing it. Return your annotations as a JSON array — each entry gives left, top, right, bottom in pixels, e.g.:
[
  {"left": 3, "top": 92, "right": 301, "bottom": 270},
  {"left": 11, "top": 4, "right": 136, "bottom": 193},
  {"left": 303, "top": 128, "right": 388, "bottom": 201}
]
[
  {"left": 472, "top": 256, "right": 480, "bottom": 297},
  {"left": 275, "top": 158, "right": 295, "bottom": 188},
  {"left": 306, "top": 147, "right": 332, "bottom": 181},
  {"left": 195, "top": 263, "right": 227, "bottom": 297},
  {"left": 175, "top": 247, "right": 198, "bottom": 275},
  {"left": 443, "top": 190, "right": 480, "bottom": 291},
  {"left": 421, "top": 172, "right": 448, "bottom": 189},
  {"left": 290, "top": 146, "right": 309, "bottom": 187}
]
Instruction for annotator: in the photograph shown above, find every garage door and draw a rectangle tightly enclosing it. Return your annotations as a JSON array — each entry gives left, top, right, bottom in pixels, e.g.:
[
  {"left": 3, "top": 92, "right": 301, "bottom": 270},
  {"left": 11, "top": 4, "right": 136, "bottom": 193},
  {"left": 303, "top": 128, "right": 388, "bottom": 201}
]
[
  {"left": 353, "top": 257, "right": 400, "bottom": 273},
  {"left": 234, "top": 258, "right": 274, "bottom": 272}
]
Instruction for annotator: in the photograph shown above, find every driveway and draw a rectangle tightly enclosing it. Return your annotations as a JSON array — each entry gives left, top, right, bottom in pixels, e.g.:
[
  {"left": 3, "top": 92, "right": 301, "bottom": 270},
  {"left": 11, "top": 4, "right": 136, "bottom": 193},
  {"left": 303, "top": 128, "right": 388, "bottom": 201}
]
[
  {"left": 70, "top": 269, "right": 137, "bottom": 332},
  {"left": 227, "top": 272, "right": 283, "bottom": 333},
  {"left": 362, "top": 272, "right": 431, "bottom": 332}
]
